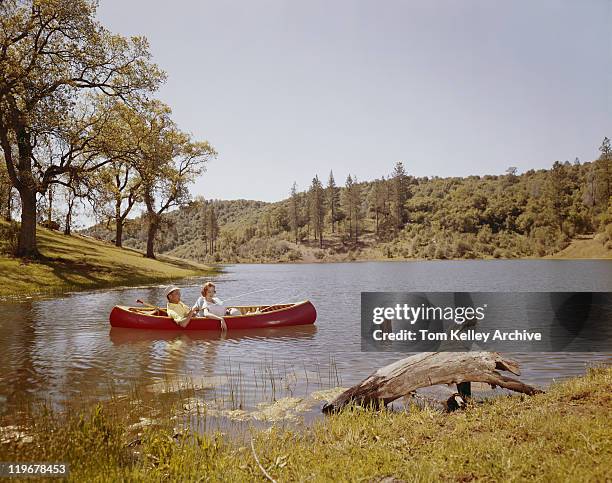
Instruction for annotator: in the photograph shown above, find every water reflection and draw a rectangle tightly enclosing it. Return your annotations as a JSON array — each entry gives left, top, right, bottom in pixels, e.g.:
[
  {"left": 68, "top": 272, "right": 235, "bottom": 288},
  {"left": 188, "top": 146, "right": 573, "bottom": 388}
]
[{"left": 109, "top": 325, "right": 317, "bottom": 346}]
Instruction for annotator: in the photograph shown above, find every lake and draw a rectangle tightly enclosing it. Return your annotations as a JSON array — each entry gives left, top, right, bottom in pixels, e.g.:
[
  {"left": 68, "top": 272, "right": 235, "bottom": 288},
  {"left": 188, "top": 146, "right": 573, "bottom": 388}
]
[{"left": 0, "top": 260, "right": 610, "bottom": 424}]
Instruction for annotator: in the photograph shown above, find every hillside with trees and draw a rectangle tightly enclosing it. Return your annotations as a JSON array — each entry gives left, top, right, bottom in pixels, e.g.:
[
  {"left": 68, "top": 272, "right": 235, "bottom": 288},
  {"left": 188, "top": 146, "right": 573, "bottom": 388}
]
[{"left": 81, "top": 139, "right": 612, "bottom": 263}]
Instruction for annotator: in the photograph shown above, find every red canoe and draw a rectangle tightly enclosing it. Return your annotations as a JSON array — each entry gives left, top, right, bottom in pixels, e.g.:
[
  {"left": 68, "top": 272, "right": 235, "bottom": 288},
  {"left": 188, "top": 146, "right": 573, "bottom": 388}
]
[{"left": 109, "top": 300, "right": 317, "bottom": 330}]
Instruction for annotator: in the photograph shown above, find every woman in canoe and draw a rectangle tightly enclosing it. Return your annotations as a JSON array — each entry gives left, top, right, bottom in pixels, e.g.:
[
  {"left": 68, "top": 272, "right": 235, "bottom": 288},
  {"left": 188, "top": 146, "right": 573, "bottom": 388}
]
[
  {"left": 165, "top": 285, "right": 227, "bottom": 331},
  {"left": 193, "top": 282, "right": 240, "bottom": 324}
]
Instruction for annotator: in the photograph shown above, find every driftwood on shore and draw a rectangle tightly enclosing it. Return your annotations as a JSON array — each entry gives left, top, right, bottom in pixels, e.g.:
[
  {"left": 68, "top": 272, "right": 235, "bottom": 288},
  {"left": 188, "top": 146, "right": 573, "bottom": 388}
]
[{"left": 322, "top": 352, "right": 543, "bottom": 413}]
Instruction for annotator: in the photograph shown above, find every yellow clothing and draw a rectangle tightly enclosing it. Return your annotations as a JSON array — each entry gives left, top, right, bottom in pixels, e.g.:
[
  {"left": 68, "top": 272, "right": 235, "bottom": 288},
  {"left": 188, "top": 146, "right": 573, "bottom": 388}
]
[{"left": 167, "top": 301, "right": 191, "bottom": 325}]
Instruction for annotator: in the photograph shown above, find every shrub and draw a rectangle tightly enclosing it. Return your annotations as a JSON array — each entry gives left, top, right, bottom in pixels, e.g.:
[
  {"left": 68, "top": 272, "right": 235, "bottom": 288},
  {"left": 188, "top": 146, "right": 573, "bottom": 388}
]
[
  {"left": 477, "top": 225, "right": 493, "bottom": 244},
  {"left": 434, "top": 246, "right": 449, "bottom": 259},
  {"left": 287, "top": 249, "right": 302, "bottom": 261},
  {"left": 40, "top": 220, "right": 60, "bottom": 230},
  {"left": 602, "top": 223, "right": 612, "bottom": 245},
  {"left": 479, "top": 243, "right": 494, "bottom": 256},
  {"left": 424, "top": 243, "right": 436, "bottom": 259},
  {"left": 453, "top": 239, "right": 472, "bottom": 258},
  {"left": 0, "top": 221, "right": 19, "bottom": 255}
]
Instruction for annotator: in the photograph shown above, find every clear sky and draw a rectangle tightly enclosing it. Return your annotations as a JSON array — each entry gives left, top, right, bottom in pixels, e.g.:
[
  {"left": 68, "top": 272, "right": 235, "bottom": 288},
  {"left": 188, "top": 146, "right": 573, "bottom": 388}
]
[{"left": 97, "top": 0, "right": 611, "bottom": 202}]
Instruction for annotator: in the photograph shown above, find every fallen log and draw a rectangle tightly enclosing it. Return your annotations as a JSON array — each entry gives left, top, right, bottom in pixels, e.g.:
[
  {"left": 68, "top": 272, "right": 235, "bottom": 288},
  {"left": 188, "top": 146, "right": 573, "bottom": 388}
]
[{"left": 322, "top": 352, "right": 543, "bottom": 413}]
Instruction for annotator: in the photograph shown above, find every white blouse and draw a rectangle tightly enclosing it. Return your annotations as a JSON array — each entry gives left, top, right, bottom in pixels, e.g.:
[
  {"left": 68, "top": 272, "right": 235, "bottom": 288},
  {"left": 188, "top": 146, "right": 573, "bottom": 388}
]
[{"left": 193, "top": 296, "right": 226, "bottom": 317}]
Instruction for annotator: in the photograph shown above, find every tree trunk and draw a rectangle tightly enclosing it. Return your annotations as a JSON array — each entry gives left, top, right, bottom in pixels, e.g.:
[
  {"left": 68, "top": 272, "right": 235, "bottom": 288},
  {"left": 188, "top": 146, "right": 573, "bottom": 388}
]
[
  {"left": 5, "top": 188, "right": 11, "bottom": 222},
  {"left": 146, "top": 217, "right": 158, "bottom": 259},
  {"left": 375, "top": 210, "right": 379, "bottom": 235},
  {"left": 330, "top": 199, "right": 336, "bottom": 234},
  {"left": 16, "top": 187, "right": 38, "bottom": 258},
  {"left": 348, "top": 212, "right": 352, "bottom": 238},
  {"left": 64, "top": 198, "right": 74, "bottom": 236},
  {"left": 10, "top": 124, "right": 39, "bottom": 258},
  {"left": 64, "top": 214, "right": 71, "bottom": 235},
  {"left": 322, "top": 352, "right": 542, "bottom": 413},
  {"left": 143, "top": 189, "right": 159, "bottom": 259},
  {"left": 115, "top": 200, "right": 123, "bottom": 247},
  {"left": 48, "top": 185, "right": 53, "bottom": 225},
  {"left": 115, "top": 219, "right": 123, "bottom": 247}
]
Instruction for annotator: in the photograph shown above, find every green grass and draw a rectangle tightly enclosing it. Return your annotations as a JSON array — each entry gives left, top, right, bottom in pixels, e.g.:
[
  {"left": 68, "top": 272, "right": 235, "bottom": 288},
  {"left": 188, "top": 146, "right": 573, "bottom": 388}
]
[
  {"left": 1, "top": 367, "right": 610, "bottom": 481},
  {"left": 0, "top": 221, "right": 219, "bottom": 297}
]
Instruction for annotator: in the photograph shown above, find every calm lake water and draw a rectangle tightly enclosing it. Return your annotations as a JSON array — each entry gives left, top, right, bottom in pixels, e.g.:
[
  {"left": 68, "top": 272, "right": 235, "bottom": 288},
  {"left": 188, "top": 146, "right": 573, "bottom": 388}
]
[{"left": 0, "top": 260, "right": 610, "bottom": 423}]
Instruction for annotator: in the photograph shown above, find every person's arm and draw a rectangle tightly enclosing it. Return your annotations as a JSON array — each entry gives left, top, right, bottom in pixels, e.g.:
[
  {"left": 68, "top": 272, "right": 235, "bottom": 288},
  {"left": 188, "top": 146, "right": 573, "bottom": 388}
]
[
  {"left": 168, "top": 305, "right": 198, "bottom": 328},
  {"left": 202, "top": 308, "right": 227, "bottom": 331},
  {"left": 192, "top": 297, "right": 204, "bottom": 315}
]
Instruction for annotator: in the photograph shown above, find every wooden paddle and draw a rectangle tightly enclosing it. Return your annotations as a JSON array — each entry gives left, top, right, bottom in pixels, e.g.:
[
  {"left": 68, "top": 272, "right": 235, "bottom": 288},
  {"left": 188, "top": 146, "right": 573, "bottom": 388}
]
[{"left": 136, "top": 299, "right": 160, "bottom": 313}]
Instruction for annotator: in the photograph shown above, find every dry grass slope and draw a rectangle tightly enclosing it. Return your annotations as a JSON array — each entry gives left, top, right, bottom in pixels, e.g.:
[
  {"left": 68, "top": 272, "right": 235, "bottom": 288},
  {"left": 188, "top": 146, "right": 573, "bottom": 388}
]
[
  {"left": 0, "top": 221, "right": 218, "bottom": 297},
  {"left": 549, "top": 235, "right": 612, "bottom": 259}
]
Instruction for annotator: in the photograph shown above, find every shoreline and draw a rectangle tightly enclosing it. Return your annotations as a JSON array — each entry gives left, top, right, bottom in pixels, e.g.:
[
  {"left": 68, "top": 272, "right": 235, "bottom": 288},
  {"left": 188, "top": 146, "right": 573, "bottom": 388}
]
[
  {"left": 1, "top": 366, "right": 609, "bottom": 481},
  {"left": 217, "top": 253, "right": 612, "bottom": 265},
  {"left": 4, "top": 252, "right": 608, "bottom": 300},
  {"left": 1, "top": 226, "right": 608, "bottom": 299},
  {"left": 192, "top": 236, "right": 612, "bottom": 265}
]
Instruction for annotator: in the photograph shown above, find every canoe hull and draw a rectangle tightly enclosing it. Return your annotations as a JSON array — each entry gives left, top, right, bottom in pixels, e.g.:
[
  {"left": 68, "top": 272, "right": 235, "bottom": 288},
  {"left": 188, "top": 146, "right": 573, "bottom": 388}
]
[{"left": 109, "top": 300, "right": 317, "bottom": 330}]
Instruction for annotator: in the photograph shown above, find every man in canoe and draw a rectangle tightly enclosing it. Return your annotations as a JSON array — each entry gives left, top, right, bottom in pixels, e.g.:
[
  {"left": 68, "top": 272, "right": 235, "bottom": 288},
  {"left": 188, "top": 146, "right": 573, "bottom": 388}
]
[{"left": 165, "top": 286, "right": 199, "bottom": 328}]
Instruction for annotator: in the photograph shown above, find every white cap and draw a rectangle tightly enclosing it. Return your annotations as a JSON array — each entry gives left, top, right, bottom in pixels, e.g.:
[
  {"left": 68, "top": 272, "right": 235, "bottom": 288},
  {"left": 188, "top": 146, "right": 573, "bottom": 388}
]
[{"left": 164, "top": 285, "right": 180, "bottom": 298}]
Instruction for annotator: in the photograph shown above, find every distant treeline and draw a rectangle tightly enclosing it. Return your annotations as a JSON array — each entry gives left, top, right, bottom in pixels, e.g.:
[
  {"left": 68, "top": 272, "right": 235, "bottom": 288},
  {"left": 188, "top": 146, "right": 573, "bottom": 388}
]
[{"left": 84, "top": 137, "right": 612, "bottom": 263}]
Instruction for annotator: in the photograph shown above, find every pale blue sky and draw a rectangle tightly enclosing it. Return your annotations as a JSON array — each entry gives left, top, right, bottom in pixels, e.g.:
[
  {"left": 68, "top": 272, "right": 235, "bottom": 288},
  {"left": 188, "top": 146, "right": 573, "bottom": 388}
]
[{"left": 98, "top": 0, "right": 611, "bottom": 202}]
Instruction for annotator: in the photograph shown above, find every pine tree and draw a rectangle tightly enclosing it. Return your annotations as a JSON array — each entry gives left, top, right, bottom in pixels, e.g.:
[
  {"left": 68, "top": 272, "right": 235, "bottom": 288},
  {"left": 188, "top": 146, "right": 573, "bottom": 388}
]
[
  {"left": 342, "top": 175, "right": 354, "bottom": 238},
  {"left": 327, "top": 170, "right": 340, "bottom": 233},
  {"left": 309, "top": 175, "right": 325, "bottom": 248},
  {"left": 367, "top": 178, "right": 386, "bottom": 236},
  {"left": 207, "top": 204, "right": 218, "bottom": 253},
  {"left": 342, "top": 174, "right": 363, "bottom": 243},
  {"left": 200, "top": 201, "right": 209, "bottom": 254},
  {"left": 391, "top": 161, "right": 408, "bottom": 233},
  {"left": 546, "top": 161, "right": 571, "bottom": 233},
  {"left": 583, "top": 165, "right": 597, "bottom": 216},
  {"left": 290, "top": 182, "right": 299, "bottom": 244},
  {"left": 302, "top": 191, "right": 311, "bottom": 240},
  {"left": 351, "top": 177, "right": 363, "bottom": 243},
  {"left": 597, "top": 137, "right": 611, "bottom": 209}
]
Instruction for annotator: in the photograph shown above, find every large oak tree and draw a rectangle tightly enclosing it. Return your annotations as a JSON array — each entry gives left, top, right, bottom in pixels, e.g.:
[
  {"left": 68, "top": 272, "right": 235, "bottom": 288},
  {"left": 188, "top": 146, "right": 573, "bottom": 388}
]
[
  {"left": 0, "top": 0, "right": 163, "bottom": 257},
  {"left": 128, "top": 100, "right": 216, "bottom": 259}
]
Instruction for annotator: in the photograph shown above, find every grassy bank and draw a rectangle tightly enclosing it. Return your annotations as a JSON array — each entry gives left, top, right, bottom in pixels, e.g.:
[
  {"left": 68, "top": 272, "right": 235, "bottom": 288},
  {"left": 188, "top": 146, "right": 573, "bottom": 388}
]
[
  {"left": 1, "top": 367, "right": 610, "bottom": 481},
  {"left": 0, "top": 221, "right": 218, "bottom": 297},
  {"left": 549, "top": 234, "right": 612, "bottom": 259}
]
